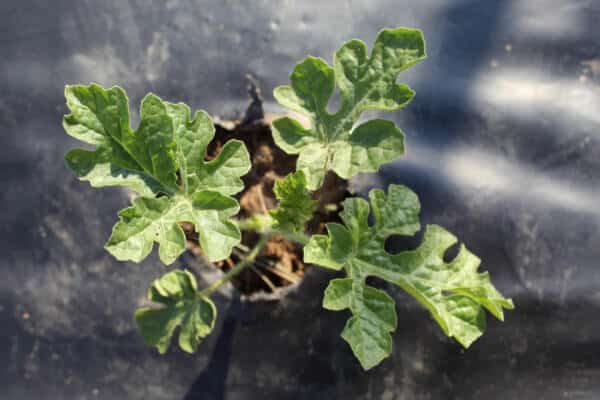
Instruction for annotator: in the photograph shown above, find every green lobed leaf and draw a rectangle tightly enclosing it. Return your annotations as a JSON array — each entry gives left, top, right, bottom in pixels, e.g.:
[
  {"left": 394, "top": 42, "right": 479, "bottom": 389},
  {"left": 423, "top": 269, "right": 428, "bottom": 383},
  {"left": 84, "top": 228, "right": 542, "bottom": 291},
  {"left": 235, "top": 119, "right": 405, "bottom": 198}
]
[
  {"left": 323, "top": 278, "right": 397, "bottom": 369},
  {"left": 191, "top": 190, "right": 242, "bottom": 262},
  {"left": 105, "top": 196, "right": 190, "bottom": 265},
  {"left": 164, "top": 101, "right": 251, "bottom": 196},
  {"left": 270, "top": 171, "right": 318, "bottom": 233},
  {"left": 272, "top": 27, "right": 425, "bottom": 189},
  {"left": 63, "top": 83, "right": 251, "bottom": 263},
  {"left": 65, "top": 148, "right": 162, "bottom": 197},
  {"left": 305, "top": 185, "right": 514, "bottom": 370},
  {"left": 135, "top": 270, "right": 216, "bottom": 354},
  {"left": 104, "top": 190, "right": 241, "bottom": 264}
]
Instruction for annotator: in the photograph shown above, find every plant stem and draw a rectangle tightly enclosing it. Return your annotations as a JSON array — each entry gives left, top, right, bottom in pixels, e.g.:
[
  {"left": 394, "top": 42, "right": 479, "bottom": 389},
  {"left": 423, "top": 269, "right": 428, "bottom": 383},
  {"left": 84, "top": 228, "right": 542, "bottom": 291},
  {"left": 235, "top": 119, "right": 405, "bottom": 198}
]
[
  {"left": 199, "top": 234, "right": 270, "bottom": 297},
  {"left": 277, "top": 230, "right": 310, "bottom": 245},
  {"left": 236, "top": 217, "right": 310, "bottom": 245}
]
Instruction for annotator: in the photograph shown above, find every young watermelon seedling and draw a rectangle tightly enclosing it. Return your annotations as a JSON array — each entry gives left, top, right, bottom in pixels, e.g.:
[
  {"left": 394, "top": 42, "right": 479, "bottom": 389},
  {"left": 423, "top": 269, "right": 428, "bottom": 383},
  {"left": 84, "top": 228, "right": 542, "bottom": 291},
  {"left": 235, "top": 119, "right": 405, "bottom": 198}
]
[{"left": 62, "top": 27, "right": 513, "bottom": 370}]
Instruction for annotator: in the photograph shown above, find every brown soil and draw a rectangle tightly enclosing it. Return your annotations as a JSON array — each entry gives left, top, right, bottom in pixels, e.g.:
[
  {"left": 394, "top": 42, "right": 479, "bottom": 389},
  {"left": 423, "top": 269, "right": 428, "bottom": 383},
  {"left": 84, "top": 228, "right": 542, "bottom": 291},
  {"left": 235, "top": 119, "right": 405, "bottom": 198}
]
[{"left": 182, "top": 78, "right": 350, "bottom": 297}]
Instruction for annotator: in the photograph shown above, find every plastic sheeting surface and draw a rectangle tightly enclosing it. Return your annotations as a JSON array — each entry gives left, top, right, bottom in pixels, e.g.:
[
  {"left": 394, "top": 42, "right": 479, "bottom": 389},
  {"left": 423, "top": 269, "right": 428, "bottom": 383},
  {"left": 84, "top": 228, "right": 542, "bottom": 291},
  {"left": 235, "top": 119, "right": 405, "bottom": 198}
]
[{"left": 1, "top": 1, "right": 599, "bottom": 399}]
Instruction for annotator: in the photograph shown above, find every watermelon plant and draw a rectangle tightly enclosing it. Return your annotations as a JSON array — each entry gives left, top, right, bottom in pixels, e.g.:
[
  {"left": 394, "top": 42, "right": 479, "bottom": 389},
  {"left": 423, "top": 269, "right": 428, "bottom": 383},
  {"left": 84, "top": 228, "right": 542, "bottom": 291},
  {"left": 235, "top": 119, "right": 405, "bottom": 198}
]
[{"left": 62, "top": 27, "right": 513, "bottom": 370}]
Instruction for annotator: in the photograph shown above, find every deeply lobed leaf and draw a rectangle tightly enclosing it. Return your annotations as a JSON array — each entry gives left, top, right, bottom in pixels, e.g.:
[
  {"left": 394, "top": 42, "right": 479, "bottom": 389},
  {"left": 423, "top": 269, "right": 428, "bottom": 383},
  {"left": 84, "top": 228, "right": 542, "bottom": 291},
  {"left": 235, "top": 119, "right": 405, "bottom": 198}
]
[
  {"left": 270, "top": 171, "right": 317, "bottom": 233},
  {"left": 63, "top": 83, "right": 251, "bottom": 263},
  {"left": 305, "top": 185, "right": 514, "bottom": 369},
  {"left": 104, "top": 191, "right": 240, "bottom": 264},
  {"left": 272, "top": 27, "right": 425, "bottom": 189},
  {"left": 135, "top": 270, "right": 216, "bottom": 354}
]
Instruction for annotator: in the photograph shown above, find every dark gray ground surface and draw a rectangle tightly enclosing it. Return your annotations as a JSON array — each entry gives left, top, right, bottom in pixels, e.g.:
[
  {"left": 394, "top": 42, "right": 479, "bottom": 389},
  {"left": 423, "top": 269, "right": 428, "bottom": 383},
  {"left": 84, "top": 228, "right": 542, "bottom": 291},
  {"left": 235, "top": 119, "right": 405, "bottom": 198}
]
[{"left": 1, "top": 1, "right": 600, "bottom": 399}]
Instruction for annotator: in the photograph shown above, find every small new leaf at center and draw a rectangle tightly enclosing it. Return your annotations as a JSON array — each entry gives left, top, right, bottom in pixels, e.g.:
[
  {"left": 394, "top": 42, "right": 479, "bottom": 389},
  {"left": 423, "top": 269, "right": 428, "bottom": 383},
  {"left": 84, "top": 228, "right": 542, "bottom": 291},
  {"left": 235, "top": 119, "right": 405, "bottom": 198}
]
[{"left": 270, "top": 171, "right": 317, "bottom": 233}]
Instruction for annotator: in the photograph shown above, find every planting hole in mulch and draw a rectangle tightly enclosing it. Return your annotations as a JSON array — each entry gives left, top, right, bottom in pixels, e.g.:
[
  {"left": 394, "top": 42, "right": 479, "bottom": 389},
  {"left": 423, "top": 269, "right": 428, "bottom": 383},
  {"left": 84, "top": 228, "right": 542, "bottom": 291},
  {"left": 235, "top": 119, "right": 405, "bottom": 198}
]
[{"left": 181, "top": 77, "right": 350, "bottom": 299}]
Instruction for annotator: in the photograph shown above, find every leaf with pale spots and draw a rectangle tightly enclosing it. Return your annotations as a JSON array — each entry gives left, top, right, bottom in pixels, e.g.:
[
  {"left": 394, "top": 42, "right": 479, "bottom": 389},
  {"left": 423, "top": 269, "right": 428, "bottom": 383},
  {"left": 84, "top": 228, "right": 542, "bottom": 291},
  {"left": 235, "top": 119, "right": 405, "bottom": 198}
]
[{"left": 63, "top": 83, "right": 250, "bottom": 263}]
